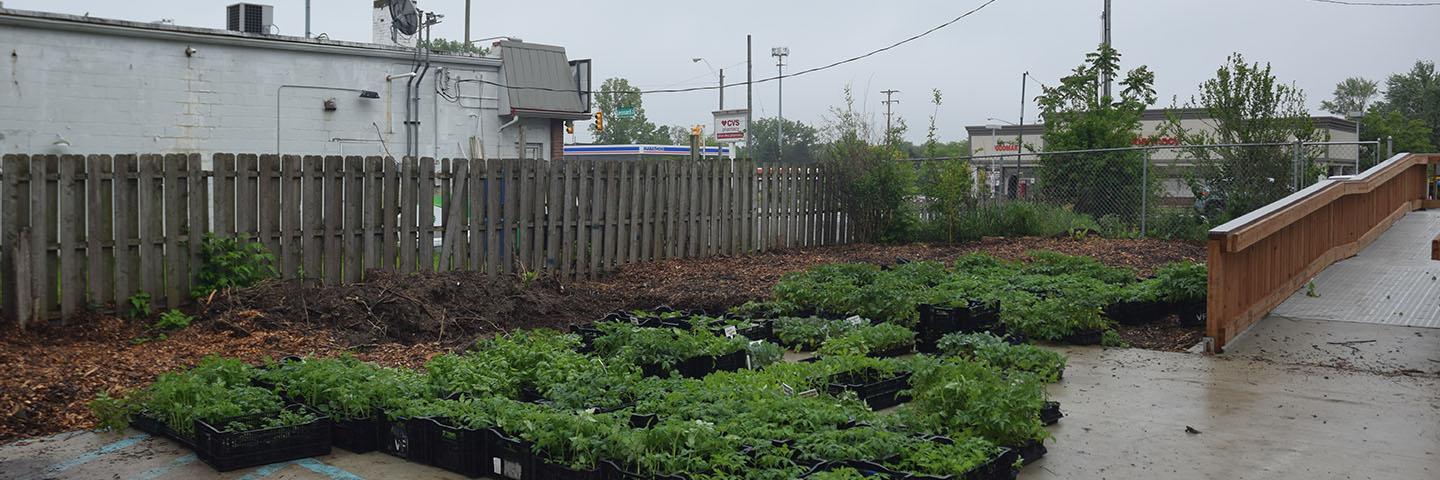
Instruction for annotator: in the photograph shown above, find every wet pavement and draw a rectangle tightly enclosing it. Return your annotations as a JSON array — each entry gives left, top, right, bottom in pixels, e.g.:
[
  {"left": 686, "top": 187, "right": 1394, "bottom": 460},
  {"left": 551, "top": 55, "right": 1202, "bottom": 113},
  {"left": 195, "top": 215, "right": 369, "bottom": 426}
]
[{"left": 3, "top": 346, "right": 1436, "bottom": 479}]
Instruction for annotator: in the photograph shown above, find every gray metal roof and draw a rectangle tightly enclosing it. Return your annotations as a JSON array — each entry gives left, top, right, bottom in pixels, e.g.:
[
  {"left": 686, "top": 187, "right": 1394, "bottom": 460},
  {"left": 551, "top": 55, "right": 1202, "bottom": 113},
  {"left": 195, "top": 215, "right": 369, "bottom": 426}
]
[{"left": 498, "top": 40, "right": 589, "bottom": 120}]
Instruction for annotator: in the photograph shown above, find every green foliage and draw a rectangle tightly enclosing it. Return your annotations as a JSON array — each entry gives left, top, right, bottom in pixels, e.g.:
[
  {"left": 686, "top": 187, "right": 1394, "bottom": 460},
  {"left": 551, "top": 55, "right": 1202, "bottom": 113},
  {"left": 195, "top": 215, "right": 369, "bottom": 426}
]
[
  {"left": 747, "top": 340, "right": 786, "bottom": 369},
  {"left": 191, "top": 234, "right": 277, "bottom": 298},
  {"left": 1362, "top": 109, "right": 1435, "bottom": 157},
  {"left": 1101, "top": 329, "right": 1129, "bottom": 348},
  {"left": 819, "top": 85, "right": 918, "bottom": 244},
  {"left": 773, "top": 317, "right": 863, "bottom": 351},
  {"left": 1022, "top": 251, "right": 1135, "bottom": 285},
  {"left": 590, "top": 77, "right": 671, "bottom": 144},
  {"left": 418, "top": 37, "right": 489, "bottom": 55},
  {"left": 887, "top": 436, "right": 997, "bottom": 477},
  {"left": 1152, "top": 261, "right": 1207, "bottom": 303},
  {"left": 817, "top": 323, "right": 916, "bottom": 357},
  {"left": 900, "top": 358, "right": 1050, "bottom": 446},
  {"left": 89, "top": 356, "right": 283, "bottom": 437},
  {"left": 919, "top": 157, "right": 976, "bottom": 242},
  {"left": 591, "top": 323, "right": 747, "bottom": 370},
  {"left": 153, "top": 309, "right": 193, "bottom": 331},
  {"left": 1167, "top": 53, "right": 1319, "bottom": 218},
  {"left": 954, "top": 201, "right": 1102, "bottom": 241},
  {"left": 222, "top": 407, "right": 319, "bottom": 433},
  {"left": 259, "top": 355, "right": 428, "bottom": 420},
  {"left": 1371, "top": 60, "right": 1440, "bottom": 150},
  {"left": 1320, "top": 77, "right": 1380, "bottom": 116},
  {"left": 126, "top": 292, "right": 152, "bottom": 319},
  {"left": 937, "top": 332, "right": 1067, "bottom": 383},
  {"left": 749, "top": 117, "right": 820, "bottom": 164},
  {"left": 1034, "top": 44, "right": 1157, "bottom": 220}
]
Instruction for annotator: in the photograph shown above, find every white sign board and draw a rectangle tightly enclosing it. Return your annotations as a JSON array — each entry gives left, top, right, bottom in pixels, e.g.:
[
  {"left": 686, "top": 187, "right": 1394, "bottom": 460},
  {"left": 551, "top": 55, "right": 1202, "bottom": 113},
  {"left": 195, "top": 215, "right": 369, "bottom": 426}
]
[{"left": 713, "top": 109, "right": 749, "bottom": 144}]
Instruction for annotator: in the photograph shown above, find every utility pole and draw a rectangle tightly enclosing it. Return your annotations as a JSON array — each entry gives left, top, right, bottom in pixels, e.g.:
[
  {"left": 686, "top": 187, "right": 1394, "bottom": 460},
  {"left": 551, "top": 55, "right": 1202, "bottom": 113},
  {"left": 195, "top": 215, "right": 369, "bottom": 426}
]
[
  {"left": 881, "top": 89, "right": 900, "bottom": 144},
  {"left": 746, "top": 35, "right": 753, "bottom": 158},
  {"left": 305, "top": 0, "right": 311, "bottom": 38},
  {"left": 719, "top": 69, "right": 725, "bottom": 110},
  {"left": 772, "top": 47, "right": 789, "bottom": 162},
  {"left": 464, "top": 0, "right": 471, "bottom": 44},
  {"left": 1014, "top": 72, "right": 1028, "bottom": 199},
  {"left": 1101, "top": 0, "right": 1112, "bottom": 99}
]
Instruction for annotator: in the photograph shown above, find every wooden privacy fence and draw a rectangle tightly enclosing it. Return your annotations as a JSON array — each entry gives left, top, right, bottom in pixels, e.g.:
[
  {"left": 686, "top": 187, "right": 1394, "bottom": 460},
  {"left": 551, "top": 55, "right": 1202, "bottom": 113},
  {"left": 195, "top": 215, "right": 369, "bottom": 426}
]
[
  {"left": 1205, "top": 153, "right": 1439, "bottom": 352},
  {"left": 0, "top": 154, "right": 849, "bottom": 326}
]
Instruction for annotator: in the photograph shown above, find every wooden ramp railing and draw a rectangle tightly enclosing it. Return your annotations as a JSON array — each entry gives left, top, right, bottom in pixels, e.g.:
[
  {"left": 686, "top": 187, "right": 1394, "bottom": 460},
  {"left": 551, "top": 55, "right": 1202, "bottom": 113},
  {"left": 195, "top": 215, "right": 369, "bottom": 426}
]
[{"left": 1207, "top": 153, "right": 1440, "bottom": 352}]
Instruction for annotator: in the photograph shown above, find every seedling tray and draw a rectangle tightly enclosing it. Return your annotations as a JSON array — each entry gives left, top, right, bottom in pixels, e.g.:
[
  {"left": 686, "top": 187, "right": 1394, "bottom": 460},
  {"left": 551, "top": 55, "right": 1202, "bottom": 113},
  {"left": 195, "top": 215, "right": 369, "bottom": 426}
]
[
  {"left": 1104, "top": 300, "right": 1168, "bottom": 325},
  {"left": 330, "top": 415, "right": 381, "bottom": 453},
  {"left": 1040, "top": 401, "right": 1063, "bottom": 426},
  {"left": 425, "top": 418, "right": 488, "bottom": 478},
  {"left": 1010, "top": 439, "right": 1047, "bottom": 465},
  {"left": 826, "top": 369, "right": 913, "bottom": 410},
  {"left": 379, "top": 415, "right": 431, "bottom": 463},
  {"left": 1062, "top": 329, "right": 1103, "bottom": 346},
  {"left": 534, "top": 459, "right": 604, "bottom": 480},
  {"left": 193, "top": 405, "right": 331, "bottom": 472},
  {"left": 800, "top": 459, "right": 898, "bottom": 478},
  {"left": 485, "top": 427, "right": 534, "bottom": 480},
  {"left": 1175, "top": 301, "right": 1206, "bottom": 327},
  {"left": 603, "top": 460, "right": 691, "bottom": 480},
  {"left": 131, "top": 412, "right": 196, "bottom": 449}
]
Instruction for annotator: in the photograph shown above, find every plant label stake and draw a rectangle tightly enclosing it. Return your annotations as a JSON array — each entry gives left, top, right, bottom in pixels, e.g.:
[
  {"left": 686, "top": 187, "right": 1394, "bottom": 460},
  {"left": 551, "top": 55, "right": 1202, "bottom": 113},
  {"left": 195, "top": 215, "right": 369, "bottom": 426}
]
[{"left": 724, "top": 326, "right": 738, "bottom": 338}]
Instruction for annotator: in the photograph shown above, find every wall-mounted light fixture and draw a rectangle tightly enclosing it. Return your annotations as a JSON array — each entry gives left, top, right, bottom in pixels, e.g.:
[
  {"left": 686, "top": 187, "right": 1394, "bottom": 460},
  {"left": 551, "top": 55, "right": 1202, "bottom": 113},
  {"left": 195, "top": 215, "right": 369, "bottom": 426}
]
[{"left": 359, "top": 90, "right": 380, "bottom": 99}]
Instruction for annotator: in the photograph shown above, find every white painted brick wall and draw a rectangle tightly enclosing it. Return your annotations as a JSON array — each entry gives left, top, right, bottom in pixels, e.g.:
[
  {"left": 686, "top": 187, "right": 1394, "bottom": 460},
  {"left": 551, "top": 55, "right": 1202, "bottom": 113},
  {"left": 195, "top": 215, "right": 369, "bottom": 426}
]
[{"left": 0, "top": 14, "right": 549, "bottom": 161}]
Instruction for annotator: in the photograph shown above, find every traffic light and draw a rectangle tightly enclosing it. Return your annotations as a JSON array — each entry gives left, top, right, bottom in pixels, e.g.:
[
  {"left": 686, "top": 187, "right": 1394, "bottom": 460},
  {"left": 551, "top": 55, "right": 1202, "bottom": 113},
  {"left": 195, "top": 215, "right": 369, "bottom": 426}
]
[
  {"left": 565, "top": 121, "right": 574, "bottom": 135},
  {"left": 594, "top": 112, "right": 604, "bottom": 132}
]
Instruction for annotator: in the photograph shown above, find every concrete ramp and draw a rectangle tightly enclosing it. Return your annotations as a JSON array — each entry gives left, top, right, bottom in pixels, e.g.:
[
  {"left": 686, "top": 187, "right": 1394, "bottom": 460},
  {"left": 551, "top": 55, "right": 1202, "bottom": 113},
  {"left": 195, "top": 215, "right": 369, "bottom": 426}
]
[{"left": 1270, "top": 209, "right": 1440, "bottom": 329}]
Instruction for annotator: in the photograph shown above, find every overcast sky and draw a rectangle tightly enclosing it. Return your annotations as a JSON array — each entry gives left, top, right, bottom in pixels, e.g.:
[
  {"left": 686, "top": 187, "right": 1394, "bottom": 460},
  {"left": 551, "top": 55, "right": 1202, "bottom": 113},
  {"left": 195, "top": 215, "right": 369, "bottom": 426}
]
[{"left": 8, "top": 0, "right": 1439, "bottom": 144}]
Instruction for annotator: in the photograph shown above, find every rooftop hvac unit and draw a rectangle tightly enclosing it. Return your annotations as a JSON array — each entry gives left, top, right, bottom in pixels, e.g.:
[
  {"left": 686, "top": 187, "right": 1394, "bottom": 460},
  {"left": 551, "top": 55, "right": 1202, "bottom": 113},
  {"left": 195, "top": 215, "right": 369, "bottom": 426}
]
[{"left": 226, "top": 3, "right": 273, "bottom": 34}]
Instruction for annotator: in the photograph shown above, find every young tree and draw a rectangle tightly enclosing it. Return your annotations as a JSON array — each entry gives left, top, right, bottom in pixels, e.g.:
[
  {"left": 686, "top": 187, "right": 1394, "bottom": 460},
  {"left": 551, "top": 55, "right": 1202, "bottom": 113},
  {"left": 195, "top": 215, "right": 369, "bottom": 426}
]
[
  {"left": 818, "top": 85, "right": 916, "bottom": 243},
  {"left": 749, "top": 117, "right": 819, "bottom": 164},
  {"left": 1033, "top": 44, "right": 1156, "bottom": 221},
  {"left": 1167, "top": 53, "right": 1318, "bottom": 218},
  {"left": 1362, "top": 110, "right": 1435, "bottom": 155},
  {"left": 1371, "top": 60, "right": 1440, "bottom": 149},
  {"left": 590, "top": 78, "right": 670, "bottom": 144},
  {"left": 918, "top": 89, "right": 974, "bottom": 242},
  {"left": 1319, "top": 77, "right": 1379, "bottom": 116}
]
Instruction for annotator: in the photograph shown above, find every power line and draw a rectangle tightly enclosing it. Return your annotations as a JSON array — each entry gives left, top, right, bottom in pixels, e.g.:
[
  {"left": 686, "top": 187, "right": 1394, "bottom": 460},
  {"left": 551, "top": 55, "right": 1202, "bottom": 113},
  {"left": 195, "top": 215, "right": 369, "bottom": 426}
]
[
  {"left": 1307, "top": 0, "right": 1440, "bottom": 5},
  {"left": 468, "top": 0, "right": 1002, "bottom": 96}
]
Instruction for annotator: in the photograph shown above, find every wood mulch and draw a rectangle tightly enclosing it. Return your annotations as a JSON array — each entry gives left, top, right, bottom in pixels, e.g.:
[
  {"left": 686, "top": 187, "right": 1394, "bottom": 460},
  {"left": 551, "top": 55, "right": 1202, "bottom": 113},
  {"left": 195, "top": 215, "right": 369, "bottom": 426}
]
[{"left": 0, "top": 236, "right": 1205, "bottom": 442}]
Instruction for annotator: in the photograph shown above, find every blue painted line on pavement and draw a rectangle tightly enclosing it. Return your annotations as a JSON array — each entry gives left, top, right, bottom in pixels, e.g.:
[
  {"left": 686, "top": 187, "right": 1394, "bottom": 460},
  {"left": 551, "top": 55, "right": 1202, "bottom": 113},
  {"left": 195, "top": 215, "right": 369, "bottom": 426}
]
[
  {"left": 235, "top": 460, "right": 299, "bottom": 480},
  {"left": 130, "top": 453, "right": 197, "bottom": 480},
  {"left": 296, "top": 458, "right": 365, "bottom": 480},
  {"left": 40, "top": 433, "right": 149, "bottom": 476}
]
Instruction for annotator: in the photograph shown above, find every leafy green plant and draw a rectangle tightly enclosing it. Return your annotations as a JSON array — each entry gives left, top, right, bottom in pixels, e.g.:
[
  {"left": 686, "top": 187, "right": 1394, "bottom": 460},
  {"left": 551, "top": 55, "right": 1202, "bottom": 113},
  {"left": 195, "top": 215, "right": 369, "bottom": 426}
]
[
  {"left": 153, "top": 309, "right": 193, "bottom": 331},
  {"left": 937, "top": 332, "right": 1066, "bottom": 383},
  {"left": 191, "top": 233, "right": 277, "bottom": 298},
  {"left": 90, "top": 356, "right": 284, "bottom": 437},
  {"left": 817, "top": 323, "right": 916, "bottom": 357},
  {"left": 773, "top": 317, "right": 865, "bottom": 351},
  {"left": 1153, "top": 261, "right": 1207, "bottom": 303},
  {"left": 591, "top": 322, "right": 747, "bottom": 371},
  {"left": 886, "top": 436, "right": 998, "bottom": 478},
  {"left": 1101, "top": 330, "right": 1129, "bottom": 348},
  {"left": 126, "top": 292, "right": 152, "bottom": 319},
  {"left": 900, "top": 358, "right": 1050, "bottom": 447},
  {"left": 260, "top": 355, "right": 428, "bottom": 420}
]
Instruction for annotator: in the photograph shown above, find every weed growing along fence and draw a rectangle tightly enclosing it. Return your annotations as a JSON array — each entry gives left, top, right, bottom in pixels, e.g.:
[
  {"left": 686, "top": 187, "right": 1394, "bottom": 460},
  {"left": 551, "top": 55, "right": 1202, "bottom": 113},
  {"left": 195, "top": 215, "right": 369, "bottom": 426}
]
[{"left": 0, "top": 154, "right": 847, "bottom": 326}]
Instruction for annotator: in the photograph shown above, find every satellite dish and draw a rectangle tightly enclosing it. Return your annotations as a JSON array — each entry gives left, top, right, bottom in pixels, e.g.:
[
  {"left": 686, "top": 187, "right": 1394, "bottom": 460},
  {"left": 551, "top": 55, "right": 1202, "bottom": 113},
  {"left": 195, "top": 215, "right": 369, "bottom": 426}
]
[{"left": 390, "top": 0, "right": 419, "bottom": 36}]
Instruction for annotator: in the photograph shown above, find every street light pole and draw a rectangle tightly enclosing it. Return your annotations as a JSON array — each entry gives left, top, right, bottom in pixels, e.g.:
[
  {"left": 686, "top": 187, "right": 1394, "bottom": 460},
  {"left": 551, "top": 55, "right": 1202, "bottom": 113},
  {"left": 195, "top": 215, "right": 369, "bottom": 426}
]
[
  {"left": 746, "top": 35, "right": 753, "bottom": 158},
  {"left": 463, "top": 0, "right": 471, "bottom": 44},
  {"left": 772, "top": 47, "right": 789, "bottom": 162}
]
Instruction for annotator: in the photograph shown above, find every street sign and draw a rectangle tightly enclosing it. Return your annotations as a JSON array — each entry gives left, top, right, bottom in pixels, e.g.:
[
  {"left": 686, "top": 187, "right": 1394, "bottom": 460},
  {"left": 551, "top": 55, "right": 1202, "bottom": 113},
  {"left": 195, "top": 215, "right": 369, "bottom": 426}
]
[
  {"left": 713, "top": 109, "right": 749, "bottom": 144},
  {"left": 616, "top": 106, "right": 637, "bottom": 119}
]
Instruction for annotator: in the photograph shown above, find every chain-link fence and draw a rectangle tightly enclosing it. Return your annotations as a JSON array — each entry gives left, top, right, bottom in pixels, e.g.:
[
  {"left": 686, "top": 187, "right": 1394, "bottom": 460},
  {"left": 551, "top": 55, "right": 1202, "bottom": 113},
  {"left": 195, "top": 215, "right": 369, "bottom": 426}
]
[{"left": 908, "top": 141, "right": 1382, "bottom": 241}]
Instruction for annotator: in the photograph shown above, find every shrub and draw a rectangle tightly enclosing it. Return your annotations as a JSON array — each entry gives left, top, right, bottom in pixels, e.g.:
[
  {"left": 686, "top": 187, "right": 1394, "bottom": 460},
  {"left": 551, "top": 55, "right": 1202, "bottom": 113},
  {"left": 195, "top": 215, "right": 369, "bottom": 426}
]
[
  {"left": 153, "top": 309, "right": 193, "bottom": 331},
  {"left": 191, "top": 234, "right": 277, "bottom": 298},
  {"left": 956, "top": 201, "right": 1103, "bottom": 240}
]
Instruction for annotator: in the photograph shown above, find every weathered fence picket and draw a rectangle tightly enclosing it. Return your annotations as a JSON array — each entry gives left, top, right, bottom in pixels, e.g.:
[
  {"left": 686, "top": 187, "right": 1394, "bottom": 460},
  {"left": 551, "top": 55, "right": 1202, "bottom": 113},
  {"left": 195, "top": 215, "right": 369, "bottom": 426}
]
[{"left": 1, "top": 154, "right": 847, "bottom": 324}]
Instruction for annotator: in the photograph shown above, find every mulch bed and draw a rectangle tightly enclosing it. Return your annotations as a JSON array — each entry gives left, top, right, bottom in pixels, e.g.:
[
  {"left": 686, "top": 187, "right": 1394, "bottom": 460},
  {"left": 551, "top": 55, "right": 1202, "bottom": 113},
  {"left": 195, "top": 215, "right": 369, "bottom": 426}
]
[{"left": 0, "top": 236, "right": 1204, "bottom": 442}]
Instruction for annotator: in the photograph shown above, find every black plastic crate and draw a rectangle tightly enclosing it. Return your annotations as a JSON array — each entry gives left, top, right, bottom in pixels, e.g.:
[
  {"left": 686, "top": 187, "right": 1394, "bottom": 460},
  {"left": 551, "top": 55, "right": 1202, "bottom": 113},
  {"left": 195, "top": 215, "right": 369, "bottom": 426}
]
[
  {"left": 826, "top": 369, "right": 913, "bottom": 410},
  {"left": 328, "top": 414, "right": 381, "bottom": 453},
  {"left": 1175, "top": 300, "right": 1206, "bottom": 327},
  {"left": 379, "top": 415, "right": 431, "bottom": 463},
  {"left": 192, "top": 405, "right": 331, "bottom": 472},
  {"left": 1040, "top": 401, "right": 1064, "bottom": 426},
  {"left": 868, "top": 342, "right": 915, "bottom": 358},
  {"left": 1104, "top": 300, "right": 1169, "bottom": 325},
  {"left": 485, "top": 428, "right": 534, "bottom": 480},
  {"left": 426, "top": 418, "right": 487, "bottom": 478},
  {"left": 1062, "top": 329, "right": 1103, "bottom": 346},
  {"left": 131, "top": 412, "right": 196, "bottom": 449},
  {"left": 800, "top": 460, "right": 898, "bottom": 478},
  {"left": 1010, "top": 439, "right": 1047, "bottom": 465},
  {"left": 602, "top": 460, "right": 691, "bottom": 480},
  {"left": 534, "top": 459, "right": 604, "bottom": 480},
  {"left": 711, "top": 349, "right": 749, "bottom": 373}
]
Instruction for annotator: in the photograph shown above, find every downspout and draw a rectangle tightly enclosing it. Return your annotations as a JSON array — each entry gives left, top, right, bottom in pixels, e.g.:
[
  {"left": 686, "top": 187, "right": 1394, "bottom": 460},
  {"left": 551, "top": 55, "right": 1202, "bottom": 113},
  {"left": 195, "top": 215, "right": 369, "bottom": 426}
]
[
  {"left": 499, "top": 114, "right": 521, "bottom": 159},
  {"left": 385, "top": 72, "right": 418, "bottom": 157}
]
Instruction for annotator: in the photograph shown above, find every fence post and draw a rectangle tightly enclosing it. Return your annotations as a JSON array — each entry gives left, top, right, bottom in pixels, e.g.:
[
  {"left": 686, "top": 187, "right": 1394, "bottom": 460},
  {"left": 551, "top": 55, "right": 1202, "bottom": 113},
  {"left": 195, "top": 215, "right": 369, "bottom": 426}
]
[
  {"left": 1387, "top": 136, "right": 1393, "bottom": 158},
  {"left": 1292, "top": 140, "right": 1303, "bottom": 192},
  {"left": 1140, "top": 154, "right": 1148, "bottom": 237}
]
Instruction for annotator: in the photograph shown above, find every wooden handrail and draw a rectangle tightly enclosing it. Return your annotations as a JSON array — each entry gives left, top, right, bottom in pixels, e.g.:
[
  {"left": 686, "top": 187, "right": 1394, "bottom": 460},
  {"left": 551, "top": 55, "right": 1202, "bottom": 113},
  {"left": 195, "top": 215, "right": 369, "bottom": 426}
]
[
  {"left": 1206, "top": 153, "right": 1439, "bottom": 352},
  {"left": 1433, "top": 231, "right": 1440, "bottom": 261}
]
